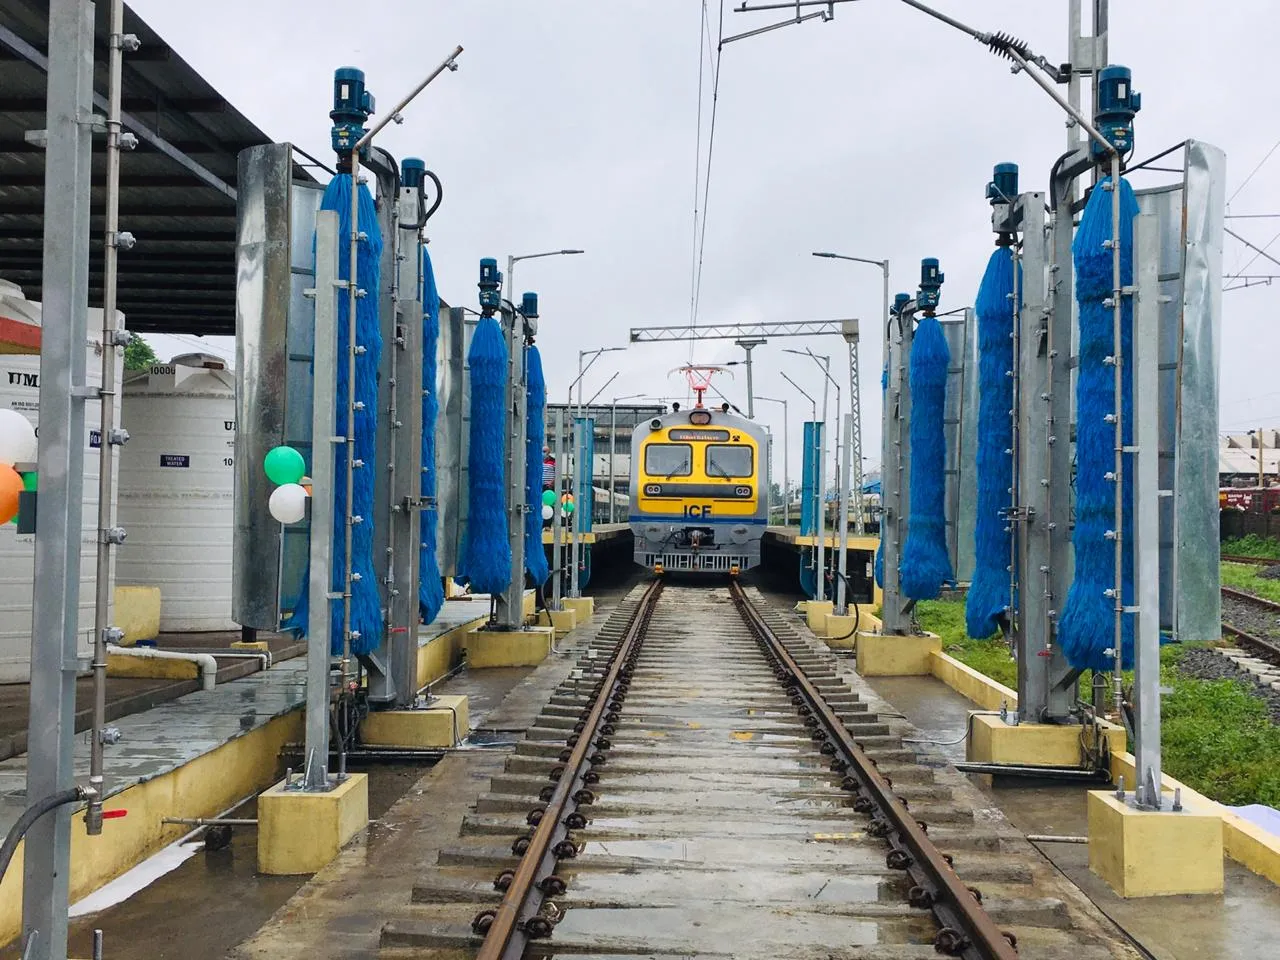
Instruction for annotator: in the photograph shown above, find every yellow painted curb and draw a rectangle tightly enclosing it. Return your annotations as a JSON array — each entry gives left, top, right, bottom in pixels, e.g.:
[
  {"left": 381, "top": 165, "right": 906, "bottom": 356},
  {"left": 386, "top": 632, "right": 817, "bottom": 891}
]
[{"left": 113, "top": 585, "right": 161, "bottom": 646}]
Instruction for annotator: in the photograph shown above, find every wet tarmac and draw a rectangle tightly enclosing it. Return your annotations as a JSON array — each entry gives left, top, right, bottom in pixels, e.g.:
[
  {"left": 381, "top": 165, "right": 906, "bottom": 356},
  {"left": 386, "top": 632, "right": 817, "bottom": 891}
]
[{"left": 863, "top": 672, "right": 1280, "bottom": 960}]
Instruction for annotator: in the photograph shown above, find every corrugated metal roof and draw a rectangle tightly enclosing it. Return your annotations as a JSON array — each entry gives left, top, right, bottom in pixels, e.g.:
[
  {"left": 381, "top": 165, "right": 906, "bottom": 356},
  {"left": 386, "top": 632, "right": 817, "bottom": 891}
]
[{"left": 0, "top": 1, "right": 318, "bottom": 336}]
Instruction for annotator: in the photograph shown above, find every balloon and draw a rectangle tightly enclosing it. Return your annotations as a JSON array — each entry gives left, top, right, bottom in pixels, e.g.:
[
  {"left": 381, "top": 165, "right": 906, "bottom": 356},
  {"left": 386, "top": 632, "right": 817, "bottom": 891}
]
[
  {"left": 0, "top": 409, "right": 37, "bottom": 465},
  {"left": 541, "top": 504, "right": 553, "bottom": 520},
  {"left": 22, "top": 471, "right": 36, "bottom": 490},
  {"left": 264, "top": 445, "right": 306, "bottom": 485},
  {"left": 541, "top": 489, "right": 556, "bottom": 507},
  {"left": 268, "top": 483, "right": 308, "bottom": 524},
  {"left": 0, "top": 465, "right": 21, "bottom": 525},
  {"left": 563, "top": 500, "right": 575, "bottom": 515}
]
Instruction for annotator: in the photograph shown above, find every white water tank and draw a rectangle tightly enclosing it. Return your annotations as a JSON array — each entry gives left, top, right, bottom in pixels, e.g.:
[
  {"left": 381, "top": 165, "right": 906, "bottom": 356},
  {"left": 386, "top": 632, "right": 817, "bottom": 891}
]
[
  {"left": 117, "top": 354, "right": 237, "bottom": 631},
  {"left": 0, "top": 284, "right": 121, "bottom": 683}
]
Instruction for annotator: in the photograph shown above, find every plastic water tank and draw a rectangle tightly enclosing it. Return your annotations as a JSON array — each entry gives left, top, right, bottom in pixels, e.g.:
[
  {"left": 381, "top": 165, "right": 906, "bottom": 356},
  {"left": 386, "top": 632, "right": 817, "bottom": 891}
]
[
  {"left": 0, "top": 284, "right": 121, "bottom": 683},
  {"left": 117, "top": 354, "right": 237, "bottom": 631}
]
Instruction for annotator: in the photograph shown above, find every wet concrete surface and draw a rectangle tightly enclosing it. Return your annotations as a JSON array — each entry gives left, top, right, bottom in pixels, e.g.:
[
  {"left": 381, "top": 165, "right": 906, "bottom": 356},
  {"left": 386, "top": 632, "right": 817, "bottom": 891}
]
[
  {"left": 862, "top": 671, "right": 1280, "bottom": 960},
  {"left": 0, "top": 763, "right": 430, "bottom": 960}
]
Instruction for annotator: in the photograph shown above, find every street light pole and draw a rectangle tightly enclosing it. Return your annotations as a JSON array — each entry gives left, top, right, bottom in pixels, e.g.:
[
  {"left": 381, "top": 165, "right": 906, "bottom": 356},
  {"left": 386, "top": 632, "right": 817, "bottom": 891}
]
[
  {"left": 755, "top": 395, "right": 789, "bottom": 525},
  {"left": 494, "top": 248, "right": 583, "bottom": 628},
  {"left": 567, "top": 345, "right": 626, "bottom": 599},
  {"left": 786, "top": 348, "right": 843, "bottom": 609},
  {"left": 812, "top": 251, "right": 889, "bottom": 535},
  {"left": 734, "top": 338, "right": 767, "bottom": 418}
]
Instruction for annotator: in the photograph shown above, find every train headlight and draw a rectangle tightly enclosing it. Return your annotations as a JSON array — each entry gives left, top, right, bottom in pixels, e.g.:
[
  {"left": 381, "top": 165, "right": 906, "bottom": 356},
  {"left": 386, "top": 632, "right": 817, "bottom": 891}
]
[
  {"left": 735, "top": 485, "right": 751, "bottom": 498},
  {"left": 644, "top": 484, "right": 661, "bottom": 496},
  {"left": 689, "top": 409, "right": 712, "bottom": 425},
  {"left": 649, "top": 418, "right": 662, "bottom": 431}
]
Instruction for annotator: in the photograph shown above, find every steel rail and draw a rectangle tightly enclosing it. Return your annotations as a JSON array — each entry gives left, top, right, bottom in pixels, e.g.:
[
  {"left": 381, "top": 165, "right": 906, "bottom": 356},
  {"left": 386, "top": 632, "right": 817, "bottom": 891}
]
[
  {"left": 1221, "top": 554, "right": 1275, "bottom": 566},
  {"left": 727, "top": 580, "right": 1019, "bottom": 959},
  {"left": 473, "top": 578, "right": 664, "bottom": 959},
  {"left": 1222, "top": 585, "right": 1280, "bottom": 614},
  {"left": 1221, "top": 622, "right": 1280, "bottom": 663}
]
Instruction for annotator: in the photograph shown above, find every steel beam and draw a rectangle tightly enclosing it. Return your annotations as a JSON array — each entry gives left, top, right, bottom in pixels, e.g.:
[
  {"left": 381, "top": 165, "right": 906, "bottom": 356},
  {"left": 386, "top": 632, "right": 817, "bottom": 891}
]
[
  {"left": 22, "top": 2, "right": 94, "bottom": 956},
  {"left": 629, "top": 319, "right": 851, "bottom": 342}
]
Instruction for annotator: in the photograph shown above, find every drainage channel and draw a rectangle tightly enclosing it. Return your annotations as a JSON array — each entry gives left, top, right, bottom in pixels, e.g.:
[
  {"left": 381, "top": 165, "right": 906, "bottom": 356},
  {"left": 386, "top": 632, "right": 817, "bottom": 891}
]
[{"left": 385, "top": 580, "right": 1143, "bottom": 960}]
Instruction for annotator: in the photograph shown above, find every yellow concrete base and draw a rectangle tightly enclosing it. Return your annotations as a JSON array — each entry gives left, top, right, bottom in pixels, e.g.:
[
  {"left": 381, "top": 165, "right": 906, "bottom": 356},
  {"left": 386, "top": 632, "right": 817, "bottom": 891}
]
[
  {"left": 232, "top": 639, "right": 271, "bottom": 652},
  {"left": 522, "top": 588, "right": 536, "bottom": 619},
  {"left": 106, "top": 651, "right": 198, "bottom": 682},
  {"left": 466, "top": 626, "right": 554, "bottom": 668},
  {"left": 257, "top": 773, "right": 369, "bottom": 876},
  {"left": 966, "top": 715, "right": 1087, "bottom": 767},
  {"left": 537, "top": 608, "right": 578, "bottom": 636},
  {"left": 360, "top": 695, "right": 468, "bottom": 748},
  {"left": 823, "top": 608, "right": 884, "bottom": 648},
  {"left": 799, "top": 600, "right": 833, "bottom": 634},
  {"left": 113, "top": 585, "right": 161, "bottom": 646},
  {"left": 854, "top": 631, "right": 940, "bottom": 676},
  {"left": 1087, "top": 790, "right": 1224, "bottom": 897},
  {"left": 563, "top": 596, "right": 594, "bottom": 622}
]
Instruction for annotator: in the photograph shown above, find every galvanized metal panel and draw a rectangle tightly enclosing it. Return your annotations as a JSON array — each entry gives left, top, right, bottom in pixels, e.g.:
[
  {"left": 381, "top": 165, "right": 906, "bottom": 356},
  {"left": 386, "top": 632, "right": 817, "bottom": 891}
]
[
  {"left": 938, "top": 311, "right": 969, "bottom": 582},
  {"left": 232, "top": 143, "right": 322, "bottom": 629},
  {"left": 436, "top": 304, "right": 469, "bottom": 574}
]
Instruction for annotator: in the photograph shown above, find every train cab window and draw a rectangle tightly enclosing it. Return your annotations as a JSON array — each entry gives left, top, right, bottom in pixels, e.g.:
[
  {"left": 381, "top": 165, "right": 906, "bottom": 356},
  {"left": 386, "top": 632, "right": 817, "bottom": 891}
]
[
  {"left": 644, "top": 443, "right": 693, "bottom": 478},
  {"left": 706, "top": 444, "right": 753, "bottom": 479}
]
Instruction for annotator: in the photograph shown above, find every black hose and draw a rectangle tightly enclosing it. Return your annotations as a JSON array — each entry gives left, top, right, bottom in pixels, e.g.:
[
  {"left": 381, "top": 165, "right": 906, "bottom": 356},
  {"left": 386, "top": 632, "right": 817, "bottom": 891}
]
[
  {"left": 0, "top": 788, "right": 84, "bottom": 885},
  {"left": 826, "top": 568, "right": 862, "bottom": 641}
]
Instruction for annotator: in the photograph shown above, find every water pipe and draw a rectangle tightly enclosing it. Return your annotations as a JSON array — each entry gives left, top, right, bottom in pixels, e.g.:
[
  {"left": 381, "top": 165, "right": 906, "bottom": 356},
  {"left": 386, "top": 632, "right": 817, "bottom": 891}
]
[{"left": 106, "top": 645, "right": 217, "bottom": 691}]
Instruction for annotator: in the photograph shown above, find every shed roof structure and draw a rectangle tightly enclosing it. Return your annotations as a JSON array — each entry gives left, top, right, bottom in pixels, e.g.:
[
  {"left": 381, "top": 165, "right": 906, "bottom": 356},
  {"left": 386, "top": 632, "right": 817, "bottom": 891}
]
[{"left": 0, "top": 0, "right": 320, "bottom": 336}]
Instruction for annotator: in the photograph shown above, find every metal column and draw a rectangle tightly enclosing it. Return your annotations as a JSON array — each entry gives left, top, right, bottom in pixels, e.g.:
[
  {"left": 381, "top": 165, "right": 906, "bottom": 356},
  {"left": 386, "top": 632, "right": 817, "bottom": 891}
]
[
  {"left": 836, "top": 413, "right": 853, "bottom": 613},
  {"left": 496, "top": 301, "right": 527, "bottom": 628},
  {"left": 845, "top": 333, "right": 865, "bottom": 534},
  {"left": 303, "top": 211, "right": 340, "bottom": 789},
  {"left": 1012, "top": 194, "right": 1075, "bottom": 722},
  {"left": 23, "top": 1, "right": 94, "bottom": 954},
  {"left": 1132, "top": 212, "right": 1163, "bottom": 806},
  {"left": 551, "top": 408, "right": 565, "bottom": 609},
  {"left": 881, "top": 304, "right": 914, "bottom": 634},
  {"left": 735, "top": 338, "right": 766, "bottom": 418}
]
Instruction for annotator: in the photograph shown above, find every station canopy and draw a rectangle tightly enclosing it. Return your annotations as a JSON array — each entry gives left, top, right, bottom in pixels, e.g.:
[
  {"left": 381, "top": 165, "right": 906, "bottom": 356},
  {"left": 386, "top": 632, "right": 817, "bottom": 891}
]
[{"left": 0, "top": 0, "right": 318, "bottom": 335}]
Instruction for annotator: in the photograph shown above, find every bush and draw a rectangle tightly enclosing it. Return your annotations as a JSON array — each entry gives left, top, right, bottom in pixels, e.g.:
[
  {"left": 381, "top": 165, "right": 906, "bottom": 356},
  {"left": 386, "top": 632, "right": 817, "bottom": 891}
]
[{"left": 1222, "top": 534, "right": 1280, "bottom": 559}]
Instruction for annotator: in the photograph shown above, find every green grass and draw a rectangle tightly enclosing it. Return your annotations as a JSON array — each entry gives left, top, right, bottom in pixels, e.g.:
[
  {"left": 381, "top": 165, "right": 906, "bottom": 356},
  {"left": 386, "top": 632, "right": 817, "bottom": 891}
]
[
  {"left": 913, "top": 595, "right": 1280, "bottom": 806},
  {"left": 1222, "top": 534, "right": 1280, "bottom": 559},
  {"left": 1221, "top": 562, "right": 1280, "bottom": 603}
]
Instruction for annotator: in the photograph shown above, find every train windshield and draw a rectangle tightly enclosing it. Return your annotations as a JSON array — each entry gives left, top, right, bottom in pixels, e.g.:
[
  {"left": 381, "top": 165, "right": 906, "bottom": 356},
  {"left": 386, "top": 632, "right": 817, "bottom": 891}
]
[
  {"left": 706, "top": 444, "right": 753, "bottom": 479},
  {"left": 645, "top": 443, "right": 693, "bottom": 478}
]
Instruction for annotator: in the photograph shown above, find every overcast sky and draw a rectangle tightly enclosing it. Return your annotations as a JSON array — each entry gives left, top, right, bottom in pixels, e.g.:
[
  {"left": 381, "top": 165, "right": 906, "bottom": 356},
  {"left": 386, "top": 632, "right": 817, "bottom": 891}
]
[{"left": 135, "top": 0, "right": 1280, "bottom": 485}]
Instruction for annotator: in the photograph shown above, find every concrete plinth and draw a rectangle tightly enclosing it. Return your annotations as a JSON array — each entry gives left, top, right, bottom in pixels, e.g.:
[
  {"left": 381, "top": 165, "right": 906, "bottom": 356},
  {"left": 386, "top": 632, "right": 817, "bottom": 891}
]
[
  {"left": 823, "top": 607, "right": 883, "bottom": 648},
  {"left": 563, "top": 596, "right": 594, "bottom": 622},
  {"left": 360, "top": 695, "right": 468, "bottom": 748},
  {"left": 114, "top": 585, "right": 160, "bottom": 645},
  {"left": 799, "top": 600, "right": 833, "bottom": 634},
  {"left": 854, "top": 631, "right": 939, "bottom": 676},
  {"left": 537, "top": 608, "right": 577, "bottom": 636},
  {"left": 1088, "top": 790, "right": 1224, "bottom": 897},
  {"left": 967, "top": 715, "right": 1087, "bottom": 767},
  {"left": 466, "top": 626, "right": 554, "bottom": 668},
  {"left": 257, "top": 773, "right": 369, "bottom": 875}
]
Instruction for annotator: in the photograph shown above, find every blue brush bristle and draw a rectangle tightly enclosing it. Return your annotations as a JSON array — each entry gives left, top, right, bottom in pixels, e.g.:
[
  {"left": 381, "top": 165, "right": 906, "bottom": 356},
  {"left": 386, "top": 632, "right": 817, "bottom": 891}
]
[
  {"left": 283, "top": 174, "right": 383, "bottom": 656},
  {"left": 419, "top": 247, "right": 445, "bottom": 624},
  {"left": 901, "top": 315, "right": 953, "bottom": 600},
  {"left": 1058, "top": 177, "right": 1139, "bottom": 672},
  {"left": 966, "top": 247, "right": 1018, "bottom": 638},
  {"left": 524, "top": 345, "right": 550, "bottom": 587},
  {"left": 460, "top": 315, "right": 512, "bottom": 595}
]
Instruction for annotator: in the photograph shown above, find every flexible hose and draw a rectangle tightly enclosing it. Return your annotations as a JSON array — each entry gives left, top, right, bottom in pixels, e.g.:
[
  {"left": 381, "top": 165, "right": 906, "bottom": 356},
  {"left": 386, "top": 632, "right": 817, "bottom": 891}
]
[{"left": 0, "top": 788, "right": 84, "bottom": 885}]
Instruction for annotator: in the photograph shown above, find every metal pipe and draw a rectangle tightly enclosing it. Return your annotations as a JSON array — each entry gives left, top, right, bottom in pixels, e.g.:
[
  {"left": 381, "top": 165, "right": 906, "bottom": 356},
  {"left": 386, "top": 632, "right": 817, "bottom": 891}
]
[
  {"left": 837, "top": 413, "right": 853, "bottom": 613},
  {"left": 340, "top": 151, "right": 361, "bottom": 782},
  {"left": 88, "top": 0, "right": 128, "bottom": 839},
  {"left": 352, "top": 47, "right": 463, "bottom": 153},
  {"left": 161, "top": 817, "right": 258, "bottom": 827},
  {"left": 1027, "top": 834, "right": 1089, "bottom": 843},
  {"left": 551, "top": 408, "right": 566, "bottom": 609}
]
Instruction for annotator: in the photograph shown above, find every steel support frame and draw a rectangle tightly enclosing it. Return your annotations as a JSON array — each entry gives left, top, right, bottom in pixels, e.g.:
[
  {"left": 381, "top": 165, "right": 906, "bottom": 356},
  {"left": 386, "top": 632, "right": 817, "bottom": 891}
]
[
  {"left": 22, "top": 2, "right": 94, "bottom": 955},
  {"left": 1131, "top": 212, "right": 1163, "bottom": 806},
  {"left": 880, "top": 304, "right": 915, "bottom": 634},
  {"left": 303, "top": 211, "right": 340, "bottom": 789},
  {"left": 495, "top": 302, "right": 528, "bottom": 628},
  {"left": 1011, "top": 194, "right": 1076, "bottom": 722},
  {"left": 629, "top": 319, "right": 852, "bottom": 342}
]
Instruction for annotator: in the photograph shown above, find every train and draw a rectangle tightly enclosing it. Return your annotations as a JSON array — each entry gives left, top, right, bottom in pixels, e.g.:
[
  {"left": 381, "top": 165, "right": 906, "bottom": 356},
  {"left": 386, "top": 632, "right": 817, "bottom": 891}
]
[{"left": 629, "top": 399, "right": 770, "bottom": 574}]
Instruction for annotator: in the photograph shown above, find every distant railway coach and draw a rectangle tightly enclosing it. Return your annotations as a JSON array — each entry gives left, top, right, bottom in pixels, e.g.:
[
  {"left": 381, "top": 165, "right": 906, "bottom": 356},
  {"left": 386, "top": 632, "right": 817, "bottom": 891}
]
[{"left": 630, "top": 402, "right": 769, "bottom": 574}]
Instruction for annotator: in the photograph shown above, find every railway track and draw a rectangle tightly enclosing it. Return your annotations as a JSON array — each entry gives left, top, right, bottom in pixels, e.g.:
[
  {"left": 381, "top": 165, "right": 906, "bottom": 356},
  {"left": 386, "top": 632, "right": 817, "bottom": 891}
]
[
  {"left": 1220, "top": 553, "right": 1277, "bottom": 566},
  {"left": 383, "top": 580, "right": 1143, "bottom": 960},
  {"left": 1221, "top": 585, "right": 1280, "bottom": 665}
]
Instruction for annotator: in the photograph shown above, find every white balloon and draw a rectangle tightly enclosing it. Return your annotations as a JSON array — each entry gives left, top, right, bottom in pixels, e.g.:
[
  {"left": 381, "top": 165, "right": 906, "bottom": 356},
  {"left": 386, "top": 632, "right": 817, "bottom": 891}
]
[
  {"left": 269, "top": 483, "right": 308, "bottom": 524},
  {"left": 541, "top": 504, "right": 553, "bottom": 520},
  {"left": 0, "top": 409, "right": 36, "bottom": 465}
]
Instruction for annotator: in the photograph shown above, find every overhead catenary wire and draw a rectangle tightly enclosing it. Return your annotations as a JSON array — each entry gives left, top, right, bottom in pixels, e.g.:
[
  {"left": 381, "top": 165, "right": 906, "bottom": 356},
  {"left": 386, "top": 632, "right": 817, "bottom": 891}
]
[
  {"left": 686, "top": 0, "right": 709, "bottom": 346},
  {"left": 690, "top": 1, "right": 726, "bottom": 338},
  {"left": 1227, "top": 135, "right": 1280, "bottom": 208}
]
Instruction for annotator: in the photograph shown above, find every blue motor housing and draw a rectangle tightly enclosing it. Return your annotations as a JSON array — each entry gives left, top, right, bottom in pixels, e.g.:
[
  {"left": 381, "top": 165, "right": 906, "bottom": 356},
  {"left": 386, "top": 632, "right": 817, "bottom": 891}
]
[
  {"left": 401, "top": 157, "right": 426, "bottom": 189},
  {"left": 986, "top": 163, "right": 1019, "bottom": 205},
  {"left": 917, "top": 258, "right": 944, "bottom": 312},
  {"left": 893, "top": 292, "right": 911, "bottom": 317},
  {"left": 478, "top": 258, "right": 501, "bottom": 313},
  {"left": 1092, "top": 65, "right": 1141, "bottom": 160},
  {"left": 331, "top": 66, "right": 376, "bottom": 158},
  {"left": 520, "top": 292, "right": 539, "bottom": 318}
]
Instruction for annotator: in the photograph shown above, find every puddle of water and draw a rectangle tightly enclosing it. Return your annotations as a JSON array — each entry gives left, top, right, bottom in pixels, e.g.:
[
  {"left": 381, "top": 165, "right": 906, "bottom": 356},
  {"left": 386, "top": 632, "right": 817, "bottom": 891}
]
[{"left": 69, "top": 838, "right": 204, "bottom": 917}]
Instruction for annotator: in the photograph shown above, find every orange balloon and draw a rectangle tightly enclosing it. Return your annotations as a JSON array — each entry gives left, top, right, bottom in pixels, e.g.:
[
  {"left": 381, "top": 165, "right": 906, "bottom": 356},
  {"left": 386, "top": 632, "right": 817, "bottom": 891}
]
[{"left": 0, "top": 465, "right": 20, "bottom": 525}]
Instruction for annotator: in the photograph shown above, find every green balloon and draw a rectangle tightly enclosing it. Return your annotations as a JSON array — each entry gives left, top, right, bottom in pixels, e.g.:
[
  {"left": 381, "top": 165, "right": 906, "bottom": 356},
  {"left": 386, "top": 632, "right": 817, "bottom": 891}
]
[
  {"left": 21, "top": 471, "right": 35, "bottom": 491},
  {"left": 264, "top": 445, "right": 305, "bottom": 485},
  {"left": 541, "top": 489, "right": 556, "bottom": 507},
  {"left": 563, "top": 500, "right": 575, "bottom": 515}
]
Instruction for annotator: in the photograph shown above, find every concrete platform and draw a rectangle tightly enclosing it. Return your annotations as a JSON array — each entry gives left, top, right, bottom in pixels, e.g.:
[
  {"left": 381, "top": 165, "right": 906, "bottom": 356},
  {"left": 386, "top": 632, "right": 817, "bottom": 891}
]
[
  {"left": 854, "top": 630, "right": 940, "bottom": 676},
  {"left": 257, "top": 773, "right": 370, "bottom": 876},
  {"left": 536, "top": 607, "right": 577, "bottom": 636},
  {"left": 541, "top": 522, "right": 631, "bottom": 545},
  {"left": 360, "top": 696, "right": 469, "bottom": 748},
  {"left": 464, "top": 627, "right": 554, "bottom": 668},
  {"left": 1088, "top": 789, "right": 1224, "bottom": 897},
  {"left": 967, "top": 714, "right": 1090, "bottom": 767}
]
